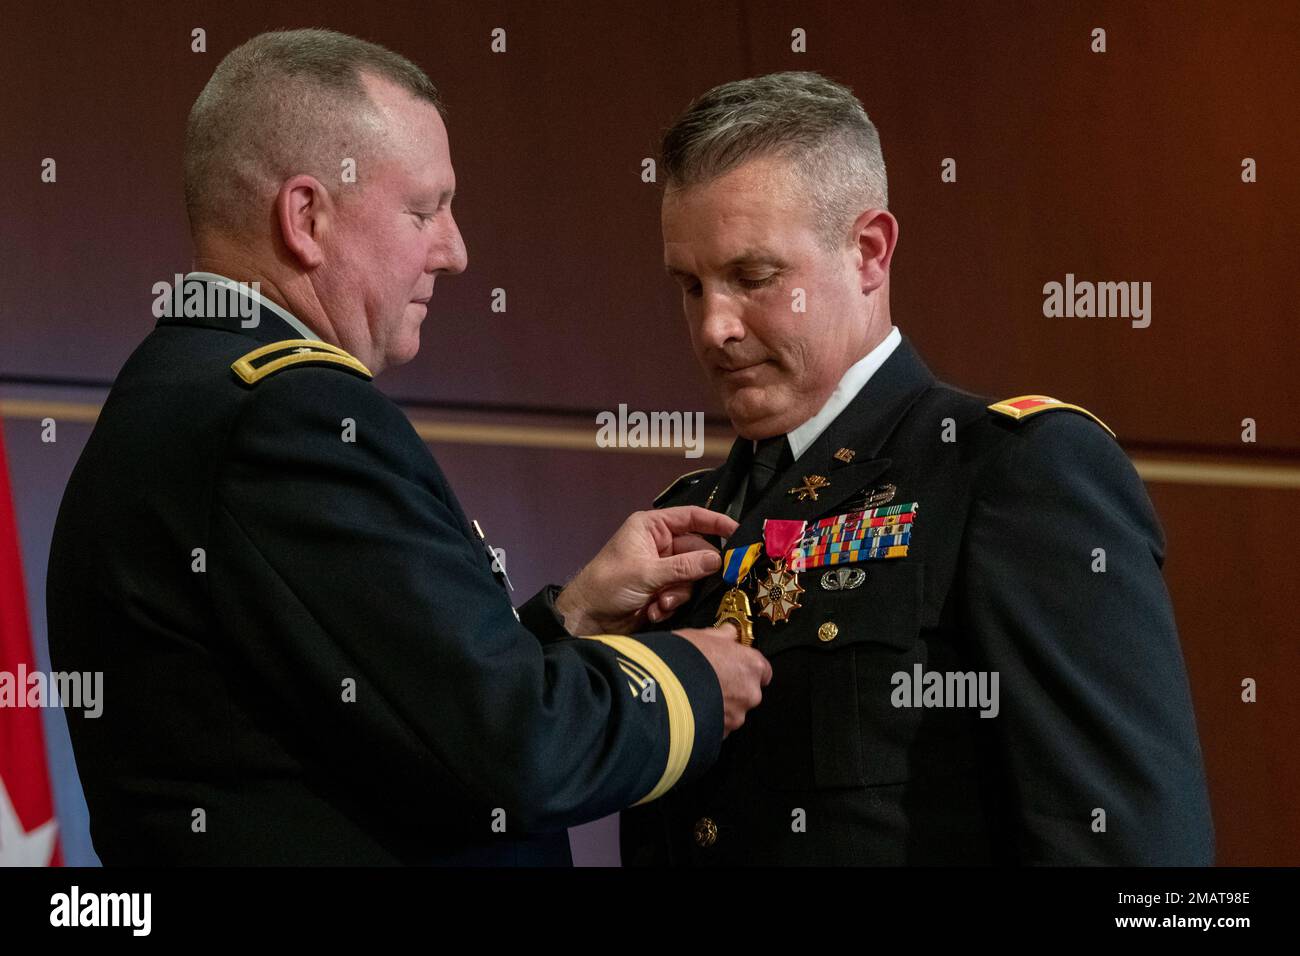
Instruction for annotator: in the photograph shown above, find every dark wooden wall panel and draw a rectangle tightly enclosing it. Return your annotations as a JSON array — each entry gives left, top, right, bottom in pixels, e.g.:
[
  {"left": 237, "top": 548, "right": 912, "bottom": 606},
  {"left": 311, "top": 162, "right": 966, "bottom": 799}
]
[
  {"left": 738, "top": 0, "right": 1300, "bottom": 452},
  {"left": 6, "top": 1, "right": 1294, "bottom": 448}
]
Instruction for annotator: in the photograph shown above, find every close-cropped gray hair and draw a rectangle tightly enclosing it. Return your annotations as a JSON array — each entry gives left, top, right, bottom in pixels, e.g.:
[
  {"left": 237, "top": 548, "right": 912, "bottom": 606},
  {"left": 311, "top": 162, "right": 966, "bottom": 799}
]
[
  {"left": 184, "top": 28, "right": 444, "bottom": 239},
  {"left": 661, "top": 72, "right": 888, "bottom": 249}
]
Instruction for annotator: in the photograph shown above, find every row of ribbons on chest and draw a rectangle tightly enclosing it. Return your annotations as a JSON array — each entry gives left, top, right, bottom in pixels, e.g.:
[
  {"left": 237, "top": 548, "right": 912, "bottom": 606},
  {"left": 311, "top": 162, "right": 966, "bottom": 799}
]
[{"left": 713, "top": 501, "right": 916, "bottom": 645}]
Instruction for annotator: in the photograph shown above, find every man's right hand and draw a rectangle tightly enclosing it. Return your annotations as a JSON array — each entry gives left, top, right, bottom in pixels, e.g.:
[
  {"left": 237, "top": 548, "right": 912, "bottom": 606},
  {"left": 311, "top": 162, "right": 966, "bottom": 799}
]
[
  {"left": 673, "top": 624, "right": 772, "bottom": 736},
  {"left": 555, "top": 506, "right": 737, "bottom": 636}
]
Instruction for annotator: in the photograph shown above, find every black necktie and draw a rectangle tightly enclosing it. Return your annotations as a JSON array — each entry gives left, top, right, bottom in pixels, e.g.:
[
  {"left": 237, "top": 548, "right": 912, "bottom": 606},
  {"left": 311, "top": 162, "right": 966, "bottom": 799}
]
[{"left": 742, "top": 436, "right": 791, "bottom": 517}]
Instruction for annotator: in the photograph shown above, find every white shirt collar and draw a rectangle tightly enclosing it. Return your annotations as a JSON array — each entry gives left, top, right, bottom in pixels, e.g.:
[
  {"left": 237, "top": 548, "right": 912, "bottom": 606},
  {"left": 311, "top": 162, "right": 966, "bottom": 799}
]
[
  {"left": 783, "top": 326, "right": 902, "bottom": 460},
  {"left": 184, "top": 271, "right": 321, "bottom": 342}
]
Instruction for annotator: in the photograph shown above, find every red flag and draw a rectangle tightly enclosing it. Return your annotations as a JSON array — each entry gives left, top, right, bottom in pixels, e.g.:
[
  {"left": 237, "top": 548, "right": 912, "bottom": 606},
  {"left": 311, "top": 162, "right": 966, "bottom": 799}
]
[{"left": 0, "top": 420, "right": 62, "bottom": 866}]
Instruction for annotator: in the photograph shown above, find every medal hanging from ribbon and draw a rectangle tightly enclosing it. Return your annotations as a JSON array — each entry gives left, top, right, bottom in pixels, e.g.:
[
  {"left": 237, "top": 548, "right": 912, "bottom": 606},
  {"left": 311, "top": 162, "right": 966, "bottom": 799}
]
[
  {"left": 790, "top": 502, "right": 917, "bottom": 571},
  {"left": 755, "top": 519, "right": 806, "bottom": 624},
  {"left": 715, "top": 542, "right": 762, "bottom": 645}
]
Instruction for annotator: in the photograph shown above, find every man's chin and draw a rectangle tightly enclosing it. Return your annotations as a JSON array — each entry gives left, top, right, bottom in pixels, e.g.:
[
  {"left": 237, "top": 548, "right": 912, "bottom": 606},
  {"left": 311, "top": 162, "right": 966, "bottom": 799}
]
[
  {"left": 381, "top": 332, "right": 422, "bottom": 372},
  {"left": 724, "top": 392, "right": 788, "bottom": 440}
]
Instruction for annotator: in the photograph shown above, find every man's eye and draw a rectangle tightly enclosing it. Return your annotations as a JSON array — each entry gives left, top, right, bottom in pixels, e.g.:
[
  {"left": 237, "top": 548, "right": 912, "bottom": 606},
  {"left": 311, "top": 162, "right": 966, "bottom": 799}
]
[
  {"left": 738, "top": 274, "right": 777, "bottom": 290},
  {"left": 682, "top": 281, "right": 702, "bottom": 298}
]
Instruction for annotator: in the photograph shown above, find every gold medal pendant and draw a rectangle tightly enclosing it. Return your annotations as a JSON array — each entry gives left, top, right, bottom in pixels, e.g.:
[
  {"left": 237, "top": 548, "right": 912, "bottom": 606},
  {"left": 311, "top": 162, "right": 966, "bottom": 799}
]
[
  {"left": 716, "top": 542, "right": 762, "bottom": 645},
  {"left": 715, "top": 587, "right": 756, "bottom": 646},
  {"left": 755, "top": 560, "right": 804, "bottom": 624}
]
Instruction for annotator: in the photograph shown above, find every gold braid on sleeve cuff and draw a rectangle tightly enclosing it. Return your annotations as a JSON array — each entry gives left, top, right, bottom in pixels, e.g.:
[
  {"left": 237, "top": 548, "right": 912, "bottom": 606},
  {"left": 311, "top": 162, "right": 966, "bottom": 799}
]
[{"left": 581, "top": 634, "right": 694, "bottom": 805}]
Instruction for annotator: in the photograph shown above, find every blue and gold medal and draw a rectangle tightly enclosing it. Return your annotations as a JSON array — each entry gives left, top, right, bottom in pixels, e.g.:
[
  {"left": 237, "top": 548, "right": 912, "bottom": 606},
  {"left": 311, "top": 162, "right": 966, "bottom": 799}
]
[{"left": 715, "top": 542, "right": 762, "bottom": 645}]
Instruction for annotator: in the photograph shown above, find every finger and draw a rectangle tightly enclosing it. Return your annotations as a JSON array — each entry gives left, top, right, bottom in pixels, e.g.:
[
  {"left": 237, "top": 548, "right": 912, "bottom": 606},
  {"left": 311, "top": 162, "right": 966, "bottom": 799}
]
[
  {"left": 648, "top": 584, "right": 692, "bottom": 623},
  {"left": 655, "top": 505, "right": 739, "bottom": 540},
  {"left": 650, "top": 599, "right": 671, "bottom": 622},
  {"left": 648, "top": 549, "right": 723, "bottom": 589},
  {"left": 669, "top": 532, "right": 716, "bottom": 556},
  {"left": 657, "top": 584, "right": 692, "bottom": 613}
]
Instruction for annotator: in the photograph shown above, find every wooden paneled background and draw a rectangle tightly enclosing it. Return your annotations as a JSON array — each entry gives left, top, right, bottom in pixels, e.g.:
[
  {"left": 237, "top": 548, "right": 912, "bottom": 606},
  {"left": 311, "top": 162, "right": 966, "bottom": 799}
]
[{"left": 2, "top": 0, "right": 1296, "bottom": 865}]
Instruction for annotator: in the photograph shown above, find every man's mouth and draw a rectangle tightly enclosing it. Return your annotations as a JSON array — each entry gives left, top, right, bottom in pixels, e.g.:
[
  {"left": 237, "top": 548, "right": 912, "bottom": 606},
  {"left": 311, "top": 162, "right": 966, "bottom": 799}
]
[{"left": 717, "top": 359, "right": 769, "bottom": 378}]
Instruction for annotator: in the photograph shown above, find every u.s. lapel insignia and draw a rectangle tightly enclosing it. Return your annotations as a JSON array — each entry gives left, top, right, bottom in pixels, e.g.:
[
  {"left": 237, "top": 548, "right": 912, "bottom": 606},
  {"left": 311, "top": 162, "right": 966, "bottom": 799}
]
[
  {"left": 756, "top": 562, "right": 804, "bottom": 623},
  {"left": 834, "top": 447, "right": 856, "bottom": 463},
  {"left": 821, "top": 567, "right": 866, "bottom": 591},
  {"left": 788, "top": 474, "right": 830, "bottom": 502}
]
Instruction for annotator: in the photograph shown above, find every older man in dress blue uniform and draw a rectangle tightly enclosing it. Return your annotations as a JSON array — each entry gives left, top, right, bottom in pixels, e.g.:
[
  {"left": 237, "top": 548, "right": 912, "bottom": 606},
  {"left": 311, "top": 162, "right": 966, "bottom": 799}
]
[{"left": 46, "top": 30, "right": 771, "bottom": 866}]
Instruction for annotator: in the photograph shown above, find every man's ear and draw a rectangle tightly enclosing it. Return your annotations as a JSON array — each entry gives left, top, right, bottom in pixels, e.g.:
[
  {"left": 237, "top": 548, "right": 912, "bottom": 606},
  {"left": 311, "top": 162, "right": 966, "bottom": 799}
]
[
  {"left": 275, "top": 175, "right": 334, "bottom": 269},
  {"left": 850, "top": 207, "right": 899, "bottom": 296}
]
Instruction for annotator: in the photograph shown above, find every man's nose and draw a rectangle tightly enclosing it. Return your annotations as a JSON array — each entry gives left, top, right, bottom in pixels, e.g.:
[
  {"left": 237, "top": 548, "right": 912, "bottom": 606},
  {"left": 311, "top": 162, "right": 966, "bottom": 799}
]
[
  {"left": 432, "top": 213, "right": 468, "bottom": 275},
  {"left": 697, "top": 291, "right": 746, "bottom": 349}
]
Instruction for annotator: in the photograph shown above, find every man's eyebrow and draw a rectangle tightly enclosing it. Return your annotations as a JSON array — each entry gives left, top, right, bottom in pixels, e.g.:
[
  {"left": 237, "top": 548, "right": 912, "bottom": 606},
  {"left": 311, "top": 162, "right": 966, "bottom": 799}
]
[
  {"left": 723, "top": 250, "right": 783, "bottom": 269},
  {"left": 665, "top": 251, "right": 782, "bottom": 278},
  {"left": 412, "top": 188, "right": 456, "bottom": 205}
]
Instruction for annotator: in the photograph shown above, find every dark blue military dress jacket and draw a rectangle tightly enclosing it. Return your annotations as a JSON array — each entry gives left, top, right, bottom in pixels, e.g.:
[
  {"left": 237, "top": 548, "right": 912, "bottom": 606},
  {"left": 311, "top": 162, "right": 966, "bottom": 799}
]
[
  {"left": 47, "top": 285, "right": 722, "bottom": 865},
  {"left": 621, "top": 337, "right": 1214, "bottom": 865}
]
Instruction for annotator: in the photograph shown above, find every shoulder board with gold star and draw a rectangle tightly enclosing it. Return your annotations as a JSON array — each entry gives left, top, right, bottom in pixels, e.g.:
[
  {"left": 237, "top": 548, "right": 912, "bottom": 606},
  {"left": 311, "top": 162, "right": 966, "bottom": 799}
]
[
  {"left": 987, "top": 394, "right": 1115, "bottom": 438},
  {"left": 653, "top": 468, "right": 714, "bottom": 508},
  {"left": 231, "top": 339, "right": 373, "bottom": 387}
]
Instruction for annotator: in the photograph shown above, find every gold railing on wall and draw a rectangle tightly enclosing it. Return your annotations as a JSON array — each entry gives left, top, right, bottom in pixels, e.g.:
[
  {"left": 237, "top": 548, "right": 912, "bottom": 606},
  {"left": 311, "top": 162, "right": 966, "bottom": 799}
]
[{"left": 3, "top": 398, "right": 1299, "bottom": 489}]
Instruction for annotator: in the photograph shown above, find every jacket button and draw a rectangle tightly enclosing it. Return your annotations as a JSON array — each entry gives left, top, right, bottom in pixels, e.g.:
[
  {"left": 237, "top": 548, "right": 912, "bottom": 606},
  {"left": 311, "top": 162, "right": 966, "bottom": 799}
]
[
  {"left": 818, "top": 621, "right": 839, "bottom": 642},
  {"left": 693, "top": 817, "right": 718, "bottom": 848}
]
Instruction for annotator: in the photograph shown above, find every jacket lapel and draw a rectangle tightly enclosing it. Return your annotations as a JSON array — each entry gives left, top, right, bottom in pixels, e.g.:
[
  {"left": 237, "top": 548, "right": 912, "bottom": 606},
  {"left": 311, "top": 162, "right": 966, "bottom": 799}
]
[{"left": 698, "top": 438, "right": 751, "bottom": 514}]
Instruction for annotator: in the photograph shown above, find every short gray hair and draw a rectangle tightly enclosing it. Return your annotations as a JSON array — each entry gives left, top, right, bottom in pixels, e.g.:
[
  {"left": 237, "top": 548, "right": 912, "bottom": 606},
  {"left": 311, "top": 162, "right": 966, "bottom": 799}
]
[
  {"left": 184, "top": 28, "right": 445, "bottom": 239},
  {"left": 661, "top": 71, "right": 888, "bottom": 249}
]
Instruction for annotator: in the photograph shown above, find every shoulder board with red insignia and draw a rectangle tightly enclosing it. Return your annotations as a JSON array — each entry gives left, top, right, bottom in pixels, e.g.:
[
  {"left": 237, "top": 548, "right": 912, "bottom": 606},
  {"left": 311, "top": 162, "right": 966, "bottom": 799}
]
[
  {"left": 653, "top": 468, "right": 714, "bottom": 508},
  {"left": 987, "top": 394, "right": 1115, "bottom": 437},
  {"left": 231, "top": 339, "right": 373, "bottom": 386}
]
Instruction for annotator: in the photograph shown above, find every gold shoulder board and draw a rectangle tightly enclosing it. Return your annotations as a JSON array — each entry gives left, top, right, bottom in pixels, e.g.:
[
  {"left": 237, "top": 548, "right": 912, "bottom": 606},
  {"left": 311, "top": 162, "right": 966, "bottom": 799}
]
[
  {"left": 987, "top": 394, "right": 1115, "bottom": 438},
  {"left": 231, "top": 339, "right": 373, "bottom": 386}
]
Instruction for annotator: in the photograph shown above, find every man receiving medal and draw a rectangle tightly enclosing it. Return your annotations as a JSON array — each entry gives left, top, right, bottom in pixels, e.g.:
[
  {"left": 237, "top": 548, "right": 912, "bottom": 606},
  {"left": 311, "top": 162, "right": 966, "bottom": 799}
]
[{"left": 621, "top": 72, "right": 1214, "bottom": 865}]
